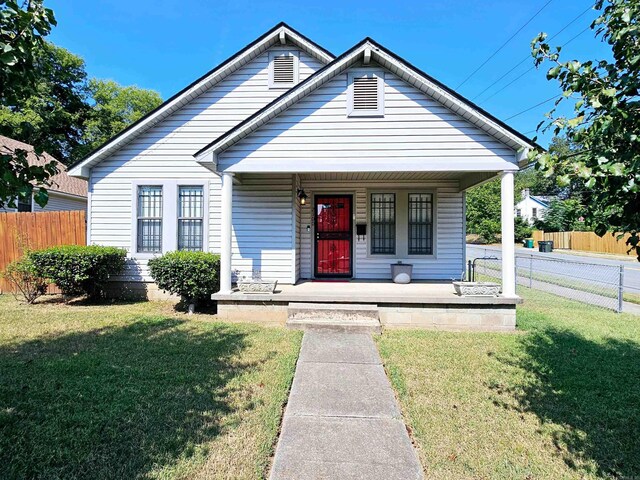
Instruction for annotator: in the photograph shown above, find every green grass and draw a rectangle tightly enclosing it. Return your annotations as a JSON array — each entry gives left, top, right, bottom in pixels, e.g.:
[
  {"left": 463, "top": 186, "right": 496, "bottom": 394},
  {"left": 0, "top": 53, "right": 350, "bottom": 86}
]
[
  {"left": 377, "top": 287, "right": 640, "bottom": 479},
  {"left": 0, "top": 296, "right": 302, "bottom": 480}
]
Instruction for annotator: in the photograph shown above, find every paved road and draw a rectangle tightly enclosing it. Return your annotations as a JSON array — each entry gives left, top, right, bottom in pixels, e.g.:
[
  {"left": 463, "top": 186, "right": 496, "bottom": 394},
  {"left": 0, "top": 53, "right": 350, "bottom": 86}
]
[
  {"left": 467, "top": 244, "right": 640, "bottom": 294},
  {"left": 467, "top": 244, "right": 640, "bottom": 314}
]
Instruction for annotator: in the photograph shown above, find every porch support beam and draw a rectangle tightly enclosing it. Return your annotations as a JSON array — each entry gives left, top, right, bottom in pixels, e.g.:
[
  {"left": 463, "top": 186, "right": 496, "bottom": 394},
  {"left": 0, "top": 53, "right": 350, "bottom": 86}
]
[
  {"left": 219, "top": 172, "right": 234, "bottom": 294},
  {"left": 501, "top": 171, "right": 516, "bottom": 297}
]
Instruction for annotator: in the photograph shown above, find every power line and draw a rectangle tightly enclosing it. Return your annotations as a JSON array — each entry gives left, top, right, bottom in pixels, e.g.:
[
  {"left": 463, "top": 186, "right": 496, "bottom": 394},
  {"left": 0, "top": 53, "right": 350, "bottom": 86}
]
[
  {"left": 481, "top": 25, "right": 591, "bottom": 104},
  {"left": 456, "top": 0, "right": 554, "bottom": 89},
  {"left": 471, "top": 5, "right": 593, "bottom": 101},
  {"left": 504, "top": 94, "right": 560, "bottom": 121}
]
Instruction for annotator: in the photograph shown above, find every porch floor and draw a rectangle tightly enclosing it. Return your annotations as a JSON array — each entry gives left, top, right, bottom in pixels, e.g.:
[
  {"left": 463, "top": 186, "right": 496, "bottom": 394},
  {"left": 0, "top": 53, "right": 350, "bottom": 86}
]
[{"left": 212, "top": 280, "right": 521, "bottom": 306}]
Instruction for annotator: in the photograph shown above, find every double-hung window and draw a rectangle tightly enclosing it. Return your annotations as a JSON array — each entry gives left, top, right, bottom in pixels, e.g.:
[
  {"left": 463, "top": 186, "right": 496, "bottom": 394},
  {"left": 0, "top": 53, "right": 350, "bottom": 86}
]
[
  {"left": 408, "top": 193, "right": 433, "bottom": 255},
  {"left": 370, "top": 193, "right": 396, "bottom": 254},
  {"left": 137, "top": 186, "right": 163, "bottom": 253},
  {"left": 178, "top": 186, "right": 204, "bottom": 251}
]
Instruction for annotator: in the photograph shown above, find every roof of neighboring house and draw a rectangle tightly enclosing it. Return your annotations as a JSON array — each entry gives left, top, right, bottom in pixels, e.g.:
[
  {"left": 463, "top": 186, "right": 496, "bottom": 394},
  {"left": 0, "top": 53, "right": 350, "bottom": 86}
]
[
  {"left": 0, "top": 135, "right": 87, "bottom": 197},
  {"left": 195, "top": 38, "right": 541, "bottom": 166},
  {"left": 516, "top": 195, "right": 550, "bottom": 208},
  {"left": 67, "top": 22, "right": 335, "bottom": 178}
]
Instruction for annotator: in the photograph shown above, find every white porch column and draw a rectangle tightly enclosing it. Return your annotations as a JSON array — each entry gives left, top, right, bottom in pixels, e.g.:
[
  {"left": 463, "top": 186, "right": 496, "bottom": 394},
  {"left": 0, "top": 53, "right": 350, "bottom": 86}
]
[
  {"left": 501, "top": 171, "right": 516, "bottom": 297},
  {"left": 219, "top": 172, "right": 234, "bottom": 294}
]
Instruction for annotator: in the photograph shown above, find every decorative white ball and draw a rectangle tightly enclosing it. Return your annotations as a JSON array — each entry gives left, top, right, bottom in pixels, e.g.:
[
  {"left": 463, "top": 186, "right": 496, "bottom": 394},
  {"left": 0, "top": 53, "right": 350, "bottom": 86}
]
[{"left": 393, "top": 273, "right": 411, "bottom": 284}]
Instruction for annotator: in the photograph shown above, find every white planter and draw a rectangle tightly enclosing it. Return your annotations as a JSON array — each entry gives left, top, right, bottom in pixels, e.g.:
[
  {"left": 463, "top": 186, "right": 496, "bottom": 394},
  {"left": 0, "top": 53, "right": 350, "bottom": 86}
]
[
  {"left": 391, "top": 263, "right": 413, "bottom": 284},
  {"left": 453, "top": 281, "right": 500, "bottom": 296},
  {"left": 237, "top": 280, "right": 278, "bottom": 294}
]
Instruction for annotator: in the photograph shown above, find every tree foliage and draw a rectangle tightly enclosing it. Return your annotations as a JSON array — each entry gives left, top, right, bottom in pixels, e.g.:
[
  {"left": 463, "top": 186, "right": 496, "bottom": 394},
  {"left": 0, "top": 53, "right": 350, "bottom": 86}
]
[
  {"left": 534, "top": 199, "right": 589, "bottom": 232},
  {"left": 75, "top": 79, "right": 162, "bottom": 159},
  {"left": 0, "top": 0, "right": 58, "bottom": 208},
  {"left": 530, "top": 0, "right": 640, "bottom": 259},
  {"left": 0, "top": 42, "right": 90, "bottom": 161}
]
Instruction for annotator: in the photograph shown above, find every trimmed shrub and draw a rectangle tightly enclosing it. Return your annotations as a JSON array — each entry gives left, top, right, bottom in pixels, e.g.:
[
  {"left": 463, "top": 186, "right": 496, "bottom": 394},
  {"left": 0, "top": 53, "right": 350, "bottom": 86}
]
[
  {"left": 3, "top": 256, "right": 47, "bottom": 304},
  {"left": 30, "top": 245, "right": 127, "bottom": 300},
  {"left": 148, "top": 251, "right": 220, "bottom": 311}
]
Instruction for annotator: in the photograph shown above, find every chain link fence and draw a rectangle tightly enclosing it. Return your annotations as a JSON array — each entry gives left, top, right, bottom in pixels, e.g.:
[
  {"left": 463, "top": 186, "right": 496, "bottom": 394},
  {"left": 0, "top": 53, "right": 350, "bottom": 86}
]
[{"left": 470, "top": 254, "right": 625, "bottom": 312}]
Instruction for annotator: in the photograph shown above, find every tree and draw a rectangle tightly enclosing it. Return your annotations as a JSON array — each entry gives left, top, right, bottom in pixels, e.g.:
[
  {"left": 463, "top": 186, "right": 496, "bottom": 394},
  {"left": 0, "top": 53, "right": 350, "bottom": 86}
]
[
  {"left": 530, "top": 0, "right": 640, "bottom": 259},
  {"left": 466, "top": 175, "right": 529, "bottom": 243},
  {"left": 76, "top": 79, "right": 162, "bottom": 159},
  {"left": 534, "top": 199, "right": 588, "bottom": 232},
  {"left": 0, "top": 42, "right": 90, "bottom": 163},
  {"left": 0, "top": 0, "right": 58, "bottom": 208}
]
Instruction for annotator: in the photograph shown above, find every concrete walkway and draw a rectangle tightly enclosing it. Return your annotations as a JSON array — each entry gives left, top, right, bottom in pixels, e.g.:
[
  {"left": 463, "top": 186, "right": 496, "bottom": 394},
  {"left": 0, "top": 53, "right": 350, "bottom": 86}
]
[{"left": 270, "top": 332, "right": 423, "bottom": 480}]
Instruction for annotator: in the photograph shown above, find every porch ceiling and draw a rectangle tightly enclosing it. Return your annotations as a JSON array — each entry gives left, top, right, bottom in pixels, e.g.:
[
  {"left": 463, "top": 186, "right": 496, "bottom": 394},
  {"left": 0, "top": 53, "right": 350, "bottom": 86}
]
[{"left": 298, "top": 171, "right": 480, "bottom": 182}]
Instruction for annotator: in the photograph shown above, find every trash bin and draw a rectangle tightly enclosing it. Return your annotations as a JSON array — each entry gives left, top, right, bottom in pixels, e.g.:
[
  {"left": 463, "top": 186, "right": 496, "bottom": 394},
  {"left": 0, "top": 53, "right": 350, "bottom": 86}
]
[
  {"left": 523, "top": 238, "right": 534, "bottom": 248},
  {"left": 538, "top": 240, "right": 553, "bottom": 253}
]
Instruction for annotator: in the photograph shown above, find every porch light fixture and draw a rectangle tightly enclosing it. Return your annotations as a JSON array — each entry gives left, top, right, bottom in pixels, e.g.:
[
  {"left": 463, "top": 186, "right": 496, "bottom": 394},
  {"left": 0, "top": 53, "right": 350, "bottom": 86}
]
[{"left": 297, "top": 188, "right": 308, "bottom": 205}]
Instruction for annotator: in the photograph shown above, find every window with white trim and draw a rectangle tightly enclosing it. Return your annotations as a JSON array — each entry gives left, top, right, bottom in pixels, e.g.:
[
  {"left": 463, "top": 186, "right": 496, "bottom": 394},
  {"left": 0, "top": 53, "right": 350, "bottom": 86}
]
[
  {"left": 408, "top": 193, "right": 433, "bottom": 255},
  {"left": 178, "top": 186, "right": 204, "bottom": 251},
  {"left": 370, "top": 193, "right": 395, "bottom": 254},
  {"left": 348, "top": 71, "right": 384, "bottom": 117},
  {"left": 532, "top": 207, "right": 538, "bottom": 218},
  {"left": 269, "top": 51, "right": 299, "bottom": 88},
  {"left": 137, "top": 186, "right": 163, "bottom": 253}
]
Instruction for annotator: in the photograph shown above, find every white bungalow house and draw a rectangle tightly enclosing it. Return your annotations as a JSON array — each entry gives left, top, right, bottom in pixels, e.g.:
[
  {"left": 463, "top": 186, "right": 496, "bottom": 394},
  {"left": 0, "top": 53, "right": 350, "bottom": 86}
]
[
  {"left": 69, "top": 23, "right": 539, "bottom": 330},
  {"left": 516, "top": 188, "right": 549, "bottom": 225}
]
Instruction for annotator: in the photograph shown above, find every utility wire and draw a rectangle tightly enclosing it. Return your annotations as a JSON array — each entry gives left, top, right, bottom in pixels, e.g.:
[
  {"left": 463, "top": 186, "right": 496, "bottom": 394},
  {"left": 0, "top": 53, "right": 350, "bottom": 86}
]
[
  {"left": 504, "top": 94, "right": 560, "bottom": 121},
  {"left": 482, "top": 25, "right": 591, "bottom": 104},
  {"left": 456, "top": 0, "right": 554, "bottom": 89},
  {"left": 471, "top": 5, "right": 593, "bottom": 101}
]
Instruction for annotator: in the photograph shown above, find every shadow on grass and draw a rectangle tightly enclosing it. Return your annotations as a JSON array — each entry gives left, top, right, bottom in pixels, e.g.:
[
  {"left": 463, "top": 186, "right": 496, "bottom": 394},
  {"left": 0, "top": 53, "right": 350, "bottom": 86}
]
[
  {"left": 0, "top": 317, "right": 253, "bottom": 479},
  {"left": 501, "top": 328, "right": 640, "bottom": 478}
]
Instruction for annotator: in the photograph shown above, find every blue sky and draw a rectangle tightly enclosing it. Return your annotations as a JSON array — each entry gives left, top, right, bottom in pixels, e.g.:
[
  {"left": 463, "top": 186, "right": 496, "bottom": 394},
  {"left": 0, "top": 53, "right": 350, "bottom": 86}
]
[{"left": 47, "top": 0, "right": 609, "bottom": 147}]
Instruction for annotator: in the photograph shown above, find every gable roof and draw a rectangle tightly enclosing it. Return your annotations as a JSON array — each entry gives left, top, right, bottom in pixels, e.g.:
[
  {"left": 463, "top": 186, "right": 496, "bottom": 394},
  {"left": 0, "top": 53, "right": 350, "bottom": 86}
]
[
  {"left": 68, "top": 22, "right": 335, "bottom": 178},
  {"left": 0, "top": 135, "right": 87, "bottom": 197},
  {"left": 194, "top": 38, "right": 541, "bottom": 168},
  {"left": 530, "top": 195, "right": 550, "bottom": 207}
]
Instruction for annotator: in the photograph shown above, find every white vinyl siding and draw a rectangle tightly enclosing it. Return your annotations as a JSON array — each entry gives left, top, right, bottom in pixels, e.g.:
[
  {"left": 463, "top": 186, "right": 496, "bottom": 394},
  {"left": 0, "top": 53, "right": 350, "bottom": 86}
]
[
  {"left": 219, "top": 67, "right": 516, "bottom": 172},
  {"left": 89, "top": 46, "right": 325, "bottom": 282},
  {"left": 33, "top": 193, "right": 86, "bottom": 212},
  {"left": 231, "top": 174, "right": 294, "bottom": 283}
]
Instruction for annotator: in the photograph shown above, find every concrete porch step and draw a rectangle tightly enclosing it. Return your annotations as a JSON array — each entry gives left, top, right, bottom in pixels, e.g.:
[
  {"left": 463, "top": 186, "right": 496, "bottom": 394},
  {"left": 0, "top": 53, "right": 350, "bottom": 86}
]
[{"left": 286, "top": 302, "right": 381, "bottom": 334}]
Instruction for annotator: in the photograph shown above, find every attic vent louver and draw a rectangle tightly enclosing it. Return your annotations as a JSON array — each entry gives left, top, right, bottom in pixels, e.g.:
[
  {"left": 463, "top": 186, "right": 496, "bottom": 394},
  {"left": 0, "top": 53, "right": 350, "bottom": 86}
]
[
  {"left": 273, "top": 56, "right": 294, "bottom": 83},
  {"left": 353, "top": 77, "right": 378, "bottom": 110},
  {"left": 269, "top": 52, "right": 298, "bottom": 88},
  {"left": 348, "top": 72, "right": 384, "bottom": 117}
]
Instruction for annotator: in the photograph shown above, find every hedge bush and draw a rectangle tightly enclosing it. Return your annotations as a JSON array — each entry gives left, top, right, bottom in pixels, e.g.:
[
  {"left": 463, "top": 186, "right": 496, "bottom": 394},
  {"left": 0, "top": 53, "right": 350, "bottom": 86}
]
[
  {"left": 148, "top": 251, "right": 220, "bottom": 310},
  {"left": 3, "top": 256, "right": 47, "bottom": 304},
  {"left": 30, "top": 245, "right": 127, "bottom": 299}
]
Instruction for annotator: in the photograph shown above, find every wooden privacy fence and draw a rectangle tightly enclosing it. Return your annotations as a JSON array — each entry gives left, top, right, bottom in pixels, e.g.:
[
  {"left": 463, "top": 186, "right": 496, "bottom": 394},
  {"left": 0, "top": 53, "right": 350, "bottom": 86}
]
[
  {"left": 532, "top": 230, "right": 633, "bottom": 256},
  {"left": 0, "top": 211, "right": 86, "bottom": 293}
]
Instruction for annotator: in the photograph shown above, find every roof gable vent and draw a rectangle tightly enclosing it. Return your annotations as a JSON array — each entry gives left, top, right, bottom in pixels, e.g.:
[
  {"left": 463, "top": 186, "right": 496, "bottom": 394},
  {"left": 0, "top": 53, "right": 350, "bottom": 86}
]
[
  {"left": 269, "top": 52, "right": 299, "bottom": 88},
  {"left": 348, "top": 71, "right": 384, "bottom": 117}
]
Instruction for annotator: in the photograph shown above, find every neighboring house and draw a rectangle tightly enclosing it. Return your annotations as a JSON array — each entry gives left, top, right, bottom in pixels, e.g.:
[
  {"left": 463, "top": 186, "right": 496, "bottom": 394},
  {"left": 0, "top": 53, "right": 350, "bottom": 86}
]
[
  {"left": 69, "top": 23, "right": 539, "bottom": 330},
  {"left": 0, "top": 135, "right": 87, "bottom": 212},
  {"left": 515, "top": 188, "right": 549, "bottom": 225}
]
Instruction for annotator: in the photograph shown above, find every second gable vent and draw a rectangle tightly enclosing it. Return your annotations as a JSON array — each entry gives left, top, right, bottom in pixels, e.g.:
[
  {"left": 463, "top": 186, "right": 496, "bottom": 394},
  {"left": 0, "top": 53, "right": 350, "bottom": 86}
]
[
  {"left": 273, "top": 55, "right": 295, "bottom": 84},
  {"left": 353, "top": 76, "right": 379, "bottom": 110}
]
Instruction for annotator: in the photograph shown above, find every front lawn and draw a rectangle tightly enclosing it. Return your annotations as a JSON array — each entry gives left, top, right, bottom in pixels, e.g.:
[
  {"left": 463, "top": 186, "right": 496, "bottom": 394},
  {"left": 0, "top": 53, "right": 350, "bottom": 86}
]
[
  {"left": 377, "top": 288, "right": 640, "bottom": 479},
  {"left": 0, "top": 296, "right": 301, "bottom": 479}
]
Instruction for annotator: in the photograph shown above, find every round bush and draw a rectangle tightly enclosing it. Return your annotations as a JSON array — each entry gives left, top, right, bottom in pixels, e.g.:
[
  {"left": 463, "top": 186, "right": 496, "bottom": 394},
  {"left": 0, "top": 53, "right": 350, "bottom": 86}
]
[
  {"left": 30, "top": 245, "right": 126, "bottom": 299},
  {"left": 148, "top": 251, "right": 220, "bottom": 307}
]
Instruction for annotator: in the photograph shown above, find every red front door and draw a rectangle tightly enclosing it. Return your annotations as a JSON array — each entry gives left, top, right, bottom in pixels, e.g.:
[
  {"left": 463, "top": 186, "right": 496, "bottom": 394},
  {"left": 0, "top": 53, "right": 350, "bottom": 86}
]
[{"left": 314, "top": 195, "right": 353, "bottom": 277}]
